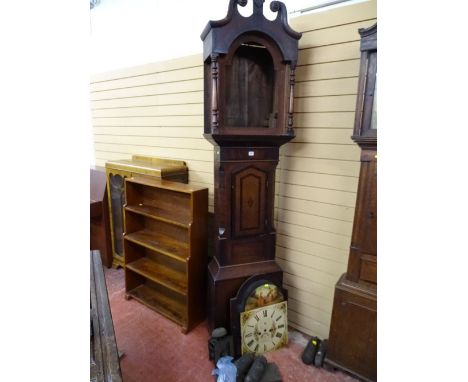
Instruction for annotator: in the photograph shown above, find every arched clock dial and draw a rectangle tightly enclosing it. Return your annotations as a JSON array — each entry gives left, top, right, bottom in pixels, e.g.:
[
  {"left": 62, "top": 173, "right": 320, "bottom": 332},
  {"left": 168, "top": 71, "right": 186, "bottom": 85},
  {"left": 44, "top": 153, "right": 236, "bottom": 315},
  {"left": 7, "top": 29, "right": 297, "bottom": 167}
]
[{"left": 240, "top": 301, "right": 288, "bottom": 355}]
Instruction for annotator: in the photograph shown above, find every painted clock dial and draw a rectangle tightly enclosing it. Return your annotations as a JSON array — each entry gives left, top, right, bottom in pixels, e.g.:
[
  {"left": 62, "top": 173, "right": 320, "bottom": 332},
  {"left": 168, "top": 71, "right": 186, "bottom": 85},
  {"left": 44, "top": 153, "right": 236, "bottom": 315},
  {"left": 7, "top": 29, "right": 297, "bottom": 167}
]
[
  {"left": 240, "top": 301, "right": 288, "bottom": 355},
  {"left": 244, "top": 283, "right": 284, "bottom": 311}
]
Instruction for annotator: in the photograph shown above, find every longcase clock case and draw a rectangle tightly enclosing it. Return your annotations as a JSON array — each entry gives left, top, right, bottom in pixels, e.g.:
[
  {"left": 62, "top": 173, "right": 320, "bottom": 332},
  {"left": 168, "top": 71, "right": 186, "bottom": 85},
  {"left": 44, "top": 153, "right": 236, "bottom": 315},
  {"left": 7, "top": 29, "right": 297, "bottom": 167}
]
[
  {"left": 200, "top": 0, "right": 301, "bottom": 337},
  {"left": 324, "top": 24, "right": 377, "bottom": 382}
]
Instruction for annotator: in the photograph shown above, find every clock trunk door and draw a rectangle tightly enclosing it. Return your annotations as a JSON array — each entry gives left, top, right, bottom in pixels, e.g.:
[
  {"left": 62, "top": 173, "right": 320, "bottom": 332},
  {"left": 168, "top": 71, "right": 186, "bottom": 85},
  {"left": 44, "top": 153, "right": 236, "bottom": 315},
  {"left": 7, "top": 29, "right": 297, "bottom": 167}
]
[{"left": 232, "top": 166, "right": 268, "bottom": 237}]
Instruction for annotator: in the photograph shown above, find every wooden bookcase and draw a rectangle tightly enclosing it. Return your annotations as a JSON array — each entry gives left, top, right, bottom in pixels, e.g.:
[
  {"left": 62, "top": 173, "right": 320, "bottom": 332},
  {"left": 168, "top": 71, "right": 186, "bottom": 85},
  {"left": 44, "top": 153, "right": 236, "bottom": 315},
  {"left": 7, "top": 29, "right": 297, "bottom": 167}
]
[{"left": 123, "top": 177, "right": 208, "bottom": 333}]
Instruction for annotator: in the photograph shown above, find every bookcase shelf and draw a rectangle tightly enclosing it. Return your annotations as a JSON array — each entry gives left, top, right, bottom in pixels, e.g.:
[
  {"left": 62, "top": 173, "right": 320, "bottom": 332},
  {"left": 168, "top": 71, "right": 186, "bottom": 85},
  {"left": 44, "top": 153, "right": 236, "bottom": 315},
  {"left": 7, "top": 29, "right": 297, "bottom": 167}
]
[
  {"left": 124, "top": 177, "right": 208, "bottom": 333},
  {"left": 125, "top": 204, "right": 191, "bottom": 228},
  {"left": 125, "top": 230, "right": 189, "bottom": 262},
  {"left": 126, "top": 257, "right": 187, "bottom": 295},
  {"left": 126, "top": 283, "right": 186, "bottom": 325}
]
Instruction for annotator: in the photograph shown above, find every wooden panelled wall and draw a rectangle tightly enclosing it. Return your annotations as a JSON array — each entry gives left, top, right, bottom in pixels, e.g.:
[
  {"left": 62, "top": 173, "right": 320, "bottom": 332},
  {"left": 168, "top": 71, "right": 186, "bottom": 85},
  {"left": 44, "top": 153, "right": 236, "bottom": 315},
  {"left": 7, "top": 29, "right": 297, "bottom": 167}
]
[{"left": 91, "top": 0, "right": 376, "bottom": 339}]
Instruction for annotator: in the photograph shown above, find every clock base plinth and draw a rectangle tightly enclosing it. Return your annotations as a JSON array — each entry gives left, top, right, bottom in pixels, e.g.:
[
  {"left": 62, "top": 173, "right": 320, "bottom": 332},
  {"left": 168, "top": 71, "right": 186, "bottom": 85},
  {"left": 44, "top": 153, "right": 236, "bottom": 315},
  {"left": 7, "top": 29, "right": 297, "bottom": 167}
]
[
  {"left": 324, "top": 274, "right": 376, "bottom": 382},
  {"left": 207, "top": 257, "right": 283, "bottom": 333}
]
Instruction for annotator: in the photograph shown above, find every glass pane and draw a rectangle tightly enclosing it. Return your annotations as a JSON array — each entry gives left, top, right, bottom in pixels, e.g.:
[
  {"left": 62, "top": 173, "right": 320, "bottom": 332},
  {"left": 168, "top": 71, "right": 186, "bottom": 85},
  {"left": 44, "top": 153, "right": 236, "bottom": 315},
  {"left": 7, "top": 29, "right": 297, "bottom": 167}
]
[
  {"left": 109, "top": 174, "right": 126, "bottom": 257},
  {"left": 371, "top": 73, "right": 377, "bottom": 130},
  {"left": 244, "top": 283, "right": 284, "bottom": 311}
]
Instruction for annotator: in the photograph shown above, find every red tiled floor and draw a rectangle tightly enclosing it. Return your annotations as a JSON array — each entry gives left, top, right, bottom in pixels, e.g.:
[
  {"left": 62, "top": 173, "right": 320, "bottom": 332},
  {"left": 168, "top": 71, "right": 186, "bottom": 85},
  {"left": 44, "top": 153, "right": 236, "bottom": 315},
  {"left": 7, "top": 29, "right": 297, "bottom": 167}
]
[{"left": 105, "top": 267, "right": 358, "bottom": 382}]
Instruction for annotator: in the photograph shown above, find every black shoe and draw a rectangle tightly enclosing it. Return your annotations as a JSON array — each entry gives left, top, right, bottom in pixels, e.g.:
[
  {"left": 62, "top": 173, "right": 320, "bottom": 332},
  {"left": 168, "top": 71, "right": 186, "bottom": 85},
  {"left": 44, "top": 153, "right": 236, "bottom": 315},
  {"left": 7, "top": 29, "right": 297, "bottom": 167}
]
[
  {"left": 314, "top": 339, "right": 328, "bottom": 368},
  {"left": 301, "top": 336, "right": 321, "bottom": 365},
  {"left": 234, "top": 353, "right": 255, "bottom": 380},
  {"left": 245, "top": 356, "right": 267, "bottom": 382}
]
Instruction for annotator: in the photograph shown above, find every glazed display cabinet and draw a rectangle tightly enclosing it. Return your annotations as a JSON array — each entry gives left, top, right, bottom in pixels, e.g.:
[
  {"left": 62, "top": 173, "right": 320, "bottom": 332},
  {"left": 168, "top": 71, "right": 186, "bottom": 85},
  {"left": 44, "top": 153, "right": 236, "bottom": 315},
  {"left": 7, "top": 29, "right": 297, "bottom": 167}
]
[{"left": 105, "top": 155, "right": 188, "bottom": 268}]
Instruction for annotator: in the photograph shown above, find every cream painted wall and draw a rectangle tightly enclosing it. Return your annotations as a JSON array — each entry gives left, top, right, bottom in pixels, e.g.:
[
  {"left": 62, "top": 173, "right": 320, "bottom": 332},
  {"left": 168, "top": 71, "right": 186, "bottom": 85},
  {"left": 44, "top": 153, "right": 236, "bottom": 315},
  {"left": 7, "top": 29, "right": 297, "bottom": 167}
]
[{"left": 91, "top": 0, "right": 376, "bottom": 339}]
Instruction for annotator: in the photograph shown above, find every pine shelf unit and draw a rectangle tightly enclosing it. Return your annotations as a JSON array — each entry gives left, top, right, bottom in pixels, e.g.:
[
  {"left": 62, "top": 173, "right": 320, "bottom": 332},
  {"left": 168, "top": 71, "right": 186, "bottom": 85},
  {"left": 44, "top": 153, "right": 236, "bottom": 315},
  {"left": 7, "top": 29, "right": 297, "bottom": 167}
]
[{"left": 123, "top": 177, "right": 208, "bottom": 333}]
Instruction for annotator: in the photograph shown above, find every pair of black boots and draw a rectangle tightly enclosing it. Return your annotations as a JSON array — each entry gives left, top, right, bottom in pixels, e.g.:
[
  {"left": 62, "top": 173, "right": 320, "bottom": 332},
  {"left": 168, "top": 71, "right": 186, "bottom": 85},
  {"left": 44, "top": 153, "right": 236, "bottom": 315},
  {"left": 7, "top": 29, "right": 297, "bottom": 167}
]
[{"left": 301, "top": 337, "right": 328, "bottom": 368}]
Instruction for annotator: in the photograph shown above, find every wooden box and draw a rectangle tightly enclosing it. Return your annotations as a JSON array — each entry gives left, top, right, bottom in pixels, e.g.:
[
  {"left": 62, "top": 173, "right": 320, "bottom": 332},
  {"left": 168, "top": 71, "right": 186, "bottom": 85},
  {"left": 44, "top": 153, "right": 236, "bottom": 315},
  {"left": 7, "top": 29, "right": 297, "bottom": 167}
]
[{"left": 105, "top": 155, "right": 188, "bottom": 268}]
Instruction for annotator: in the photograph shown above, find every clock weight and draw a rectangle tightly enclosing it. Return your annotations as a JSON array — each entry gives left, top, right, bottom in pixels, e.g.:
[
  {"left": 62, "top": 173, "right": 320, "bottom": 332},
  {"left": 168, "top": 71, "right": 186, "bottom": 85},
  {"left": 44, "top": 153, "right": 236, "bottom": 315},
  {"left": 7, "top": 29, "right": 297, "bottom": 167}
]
[{"left": 208, "top": 327, "right": 234, "bottom": 365}]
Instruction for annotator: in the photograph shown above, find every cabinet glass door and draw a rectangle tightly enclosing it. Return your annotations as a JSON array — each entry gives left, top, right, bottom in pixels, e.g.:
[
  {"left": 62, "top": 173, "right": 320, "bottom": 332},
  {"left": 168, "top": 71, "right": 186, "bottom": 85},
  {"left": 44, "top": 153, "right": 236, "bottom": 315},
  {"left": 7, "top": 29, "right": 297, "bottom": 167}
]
[{"left": 109, "top": 174, "right": 126, "bottom": 257}]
